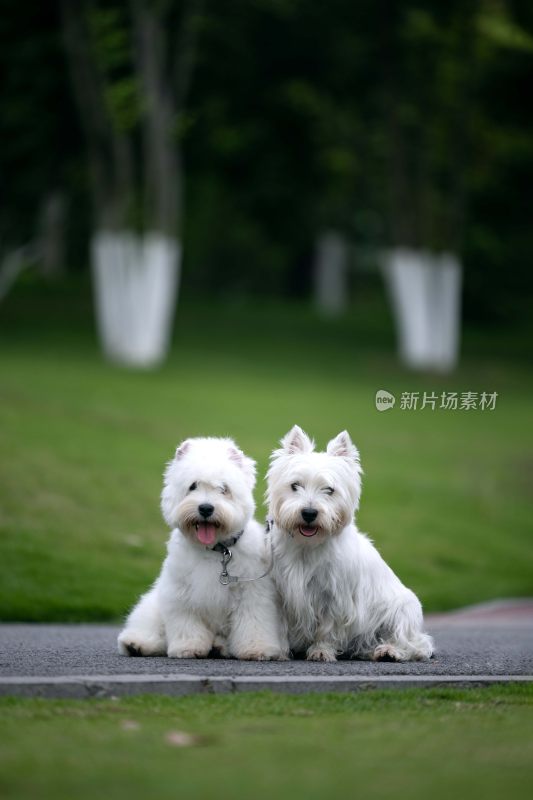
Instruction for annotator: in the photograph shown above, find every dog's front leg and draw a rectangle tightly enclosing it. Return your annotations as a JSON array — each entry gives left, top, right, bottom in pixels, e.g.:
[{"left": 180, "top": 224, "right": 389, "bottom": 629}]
[
  {"left": 306, "top": 619, "right": 338, "bottom": 662},
  {"left": 228, "top": 582, "right": 289, "bottom": 661},
  {"left": 162, "top": 602, "right": 214, "bottom": 658},
  {"left": 117, "top": 586, "right": 167, "bottom": 656}
]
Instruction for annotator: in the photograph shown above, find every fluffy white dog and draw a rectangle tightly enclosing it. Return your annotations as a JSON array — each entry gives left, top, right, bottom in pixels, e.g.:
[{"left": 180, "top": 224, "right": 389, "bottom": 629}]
[
  {"left": 267, "top": 425, "right": 434, "bottom": 662},
  {"left": 118, "top": 437, "right": 288, "bottom": 661}
]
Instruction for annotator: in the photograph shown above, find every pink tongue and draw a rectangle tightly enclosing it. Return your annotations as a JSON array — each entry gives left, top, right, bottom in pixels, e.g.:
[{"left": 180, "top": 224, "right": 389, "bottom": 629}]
[{"left": 196, "top": 523, "right": 217, "bottom": 546}]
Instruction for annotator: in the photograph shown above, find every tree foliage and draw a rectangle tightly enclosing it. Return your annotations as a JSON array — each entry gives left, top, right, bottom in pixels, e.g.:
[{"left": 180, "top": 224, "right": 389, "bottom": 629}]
[{"left": 1, "top": 0, "right": 532, "bottom": 319}]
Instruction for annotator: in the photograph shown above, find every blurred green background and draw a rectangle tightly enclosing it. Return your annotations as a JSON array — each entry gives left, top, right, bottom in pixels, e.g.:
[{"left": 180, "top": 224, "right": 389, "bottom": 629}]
[
  {"left": 1, "top": 0, "right": 532, "bottom": 622},
  {"left": 1, "top": 278, "right": 531, "bottom": 620}
]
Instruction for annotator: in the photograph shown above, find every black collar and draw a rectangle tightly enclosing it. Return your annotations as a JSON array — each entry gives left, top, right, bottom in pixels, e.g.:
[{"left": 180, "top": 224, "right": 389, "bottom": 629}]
[{"left": 211, "top": 530, "right": 244, "bottom": 553}]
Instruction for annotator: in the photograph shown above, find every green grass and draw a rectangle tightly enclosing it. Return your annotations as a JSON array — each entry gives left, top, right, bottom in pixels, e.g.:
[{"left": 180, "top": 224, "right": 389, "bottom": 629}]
[
  {"left": 1, "top": 687, "right": 532, "bottom": 800},
  {"left": 1, "top": 276, "right": 532, "bottom": 620}
]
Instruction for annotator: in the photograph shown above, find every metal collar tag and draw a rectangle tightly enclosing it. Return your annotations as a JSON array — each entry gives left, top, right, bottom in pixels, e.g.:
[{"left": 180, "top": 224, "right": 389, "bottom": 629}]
[{"left": 217, "top": 524, "right": 274, "bottom": 586}]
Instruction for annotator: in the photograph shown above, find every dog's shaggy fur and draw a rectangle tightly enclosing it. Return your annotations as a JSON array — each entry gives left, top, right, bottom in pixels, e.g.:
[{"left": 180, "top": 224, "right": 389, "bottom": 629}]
[
  {"left": 118, "top": 437, "right": 288, "bottom": 661},
  {"left": 267, "top": 425, "right": 434, "bottom": 662}
]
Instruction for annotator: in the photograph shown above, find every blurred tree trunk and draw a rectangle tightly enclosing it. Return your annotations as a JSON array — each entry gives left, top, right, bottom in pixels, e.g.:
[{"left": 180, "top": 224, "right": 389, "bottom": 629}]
[
  {"left": 383, "top": 249, "right": 461, "bottom": 372},
  {"left": 378, "top": 3, "right": 471, "bottom": 372},
  {"left": 0, "top": 192, "right": 67, "bottom": 300},
  {"left": 39, "top": 192, "right": 66, "bottom": 279},
  {"left": 62, "top": 0, "right": 202, "bottom": 367},
  {"left": 313, "top": 230, "right": 348, "bottom": 316}
]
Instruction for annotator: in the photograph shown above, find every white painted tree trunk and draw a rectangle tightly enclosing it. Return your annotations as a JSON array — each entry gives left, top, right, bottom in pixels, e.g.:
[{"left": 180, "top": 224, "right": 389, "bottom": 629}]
[
  {"left": 314, "top": 230, "right": 348, "bottom": 315},
  {"left": 382, "top": 248, "right": 462, "bottom": 371},
  {"left": 91, "top": 230, "right": 180, "bottom": 368}
]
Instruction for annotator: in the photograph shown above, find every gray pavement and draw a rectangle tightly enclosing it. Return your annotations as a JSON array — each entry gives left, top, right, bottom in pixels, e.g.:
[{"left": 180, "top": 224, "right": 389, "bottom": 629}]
[{"left": 1, "top": 600, "right": 532, "bottom": 697}]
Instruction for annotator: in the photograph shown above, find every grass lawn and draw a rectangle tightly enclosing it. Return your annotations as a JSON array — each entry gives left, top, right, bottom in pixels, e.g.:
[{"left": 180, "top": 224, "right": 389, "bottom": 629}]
[
  {"left": 1, "top": 686, "right": 532, "bottom": 800},
  {"left": 1, "top": 277, "right": 532, "bottom": 620}
]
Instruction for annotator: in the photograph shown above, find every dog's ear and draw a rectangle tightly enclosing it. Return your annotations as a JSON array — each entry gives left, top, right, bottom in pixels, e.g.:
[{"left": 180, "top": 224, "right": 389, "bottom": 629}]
[
  {"left": 174, "top": 439, "right": 191, "bottom": 460},
  {"left": 228, "top": 445, "right": 257, "bottom": 484},
  {"left": 327, "top": 430, "right": 360, "bottom": 461},
  {"left": 281, "top": 425, "right": 314, "bottom": 454}
]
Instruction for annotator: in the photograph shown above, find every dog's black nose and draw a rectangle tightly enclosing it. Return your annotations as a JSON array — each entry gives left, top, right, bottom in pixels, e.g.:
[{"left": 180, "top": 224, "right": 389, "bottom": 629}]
[
  {"left": 301, "top": 507, "right": 318, "bottom": 524},
  {"left": 198, "top": 503, "right": 215, "bottom": 519}
]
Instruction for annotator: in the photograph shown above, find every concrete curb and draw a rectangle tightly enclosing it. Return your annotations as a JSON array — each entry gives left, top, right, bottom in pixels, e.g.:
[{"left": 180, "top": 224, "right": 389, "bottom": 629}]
[{"left": 1, "top": 673, "right": 532, "bottom": 699}]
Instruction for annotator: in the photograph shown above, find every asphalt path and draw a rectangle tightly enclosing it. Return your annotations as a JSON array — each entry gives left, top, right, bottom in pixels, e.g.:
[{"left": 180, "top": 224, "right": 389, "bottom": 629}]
[{"left": 1, "top": 601, "right": 532, "bottom": 696}]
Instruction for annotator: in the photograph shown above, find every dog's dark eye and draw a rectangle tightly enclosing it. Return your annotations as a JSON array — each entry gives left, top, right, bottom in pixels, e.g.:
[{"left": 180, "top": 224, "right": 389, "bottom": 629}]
[
  {"left": 220, "top": 484, "right": 229, "bottom": 494},
  {"left": 189, "top": 482, "right": 197, "bottom": 491},
  {"left": 291, "top": 482, "right": 300, "bottom": 492},
  {"left": 325, "top": 487, "right": 334, "bottom": 495}
]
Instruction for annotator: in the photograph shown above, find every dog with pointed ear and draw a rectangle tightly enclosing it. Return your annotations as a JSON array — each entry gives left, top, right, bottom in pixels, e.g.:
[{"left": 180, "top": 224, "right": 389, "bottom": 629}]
[
  {"left": 267, "top": 425, "right": 433, "bottom": 664},
  {"left": 267, "top": 425, "right": 363, "bottom": 534}
]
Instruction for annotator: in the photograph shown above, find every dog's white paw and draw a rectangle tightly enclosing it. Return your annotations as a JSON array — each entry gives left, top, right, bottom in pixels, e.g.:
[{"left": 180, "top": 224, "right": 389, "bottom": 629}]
[
  {"left": 235, "top": 645, "right": 289, "bottom": 661},
  {"left": 167, "top": 642, "right": 211, "bottom": 659},
  {"left": 117, "top": 631, "right": 166, "bottom": 657},
  {"left": 373, "top": 643, "right": 402, "bottom": 662},
  {"left": 306, "top": 643, "right": 337, "bottom": 662}
]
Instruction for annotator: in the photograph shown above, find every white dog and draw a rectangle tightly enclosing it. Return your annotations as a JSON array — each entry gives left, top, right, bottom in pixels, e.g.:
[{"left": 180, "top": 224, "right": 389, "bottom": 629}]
[
  {"left": 267, "top": 425, "right": 434, "bottom": 662},
  {"left": 118, "top": 437, "right": 288, "bottom": 661}
]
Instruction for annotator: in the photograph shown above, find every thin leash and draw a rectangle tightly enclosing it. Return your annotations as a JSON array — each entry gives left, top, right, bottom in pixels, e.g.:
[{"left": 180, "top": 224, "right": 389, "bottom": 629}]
[{"left": 212, "top": 519, "right": 275, "bottom": 585}]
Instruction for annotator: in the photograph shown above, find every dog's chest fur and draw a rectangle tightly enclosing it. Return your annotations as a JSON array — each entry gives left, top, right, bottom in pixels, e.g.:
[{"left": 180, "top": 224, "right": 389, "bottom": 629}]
[
  {"left": 163, "top": 537, "right": 244, "bottom": 630},
  {"left": 273, "top": 533, "right": 358, "bottom": 650}
]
